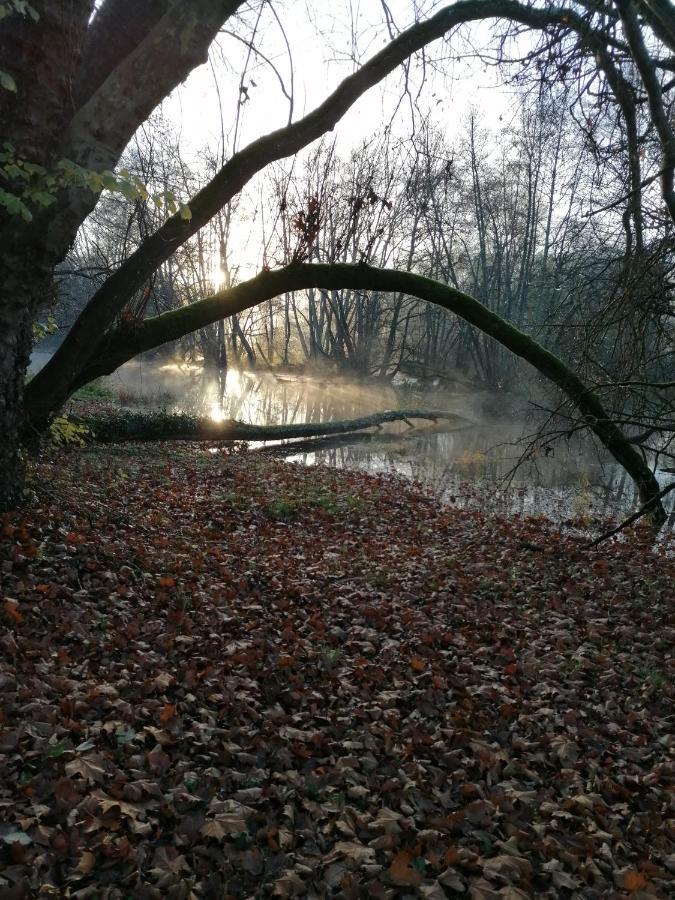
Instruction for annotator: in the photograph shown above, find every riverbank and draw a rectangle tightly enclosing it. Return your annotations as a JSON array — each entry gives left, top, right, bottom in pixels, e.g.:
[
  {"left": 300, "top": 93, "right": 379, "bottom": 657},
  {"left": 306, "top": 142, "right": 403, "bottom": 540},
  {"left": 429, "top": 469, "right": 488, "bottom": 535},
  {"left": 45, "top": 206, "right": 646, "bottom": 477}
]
[{"left": 1, "top": 445, "right": 673, "bottom": 896}]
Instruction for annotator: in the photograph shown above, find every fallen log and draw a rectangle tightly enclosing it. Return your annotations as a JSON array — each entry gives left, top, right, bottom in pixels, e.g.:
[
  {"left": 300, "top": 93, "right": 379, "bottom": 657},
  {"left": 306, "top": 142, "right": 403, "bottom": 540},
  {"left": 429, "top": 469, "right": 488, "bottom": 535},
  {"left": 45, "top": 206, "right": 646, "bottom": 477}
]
[
  {"left": 78, "top": 408, "right": 474, "bottom": 443},
  {"left": 255, "top": 420, "right": 473, "bottom": 456}
]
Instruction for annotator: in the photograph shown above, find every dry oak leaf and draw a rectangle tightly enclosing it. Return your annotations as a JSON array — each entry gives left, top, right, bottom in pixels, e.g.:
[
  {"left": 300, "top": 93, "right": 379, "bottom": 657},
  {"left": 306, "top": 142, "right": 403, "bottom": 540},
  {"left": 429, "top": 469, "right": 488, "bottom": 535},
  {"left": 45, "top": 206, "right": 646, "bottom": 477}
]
[
  {"left": 202, "top": 799, "right": 255, "bottom": 836},
  {"left": 200, "top": 819, "right": 228, "bottom": 841},
  {"left": 438, "top": 866, "right": 467, "bottom": 892},
  {"left": 419, "top": 883, "right": 448, "bottom": 900},
  {"left": 279, "top": 726, "right": 314, "bottom": 742},
  {"left": 3, "top": 599, "right": 23, "bottom": 625},
  {"left": 464, "top": 799, "right": 496, "bottom": 826},
  {"left": 323, "top": 841, "right": 376, "bottom": 866},
  {"left": 0, "top": 730, "right": 19, "bottom": 753},
  {"left": 92, "top": 791, "right": 148, "bottom": 827},
  {"left": 367, "top": 807, "right": 403, "bottom": 835},
  {"left": 159, "top": 703, "right": 176, "bottom": 723},
  {"left": 152, "top": 671, "right": 174, "bottom": 692},
  {"left": 149, "top": 845, "right": 190, "bottom": 877},
  {"left": 147, "top": 743, "right": 171, "bottom": 774},
  {"left": 65, "top": 754, "right": 107, "bottom": 784},
  {"left": 241, "top": 847, "right": 264, "bottom": 876},
  {"left": 389, "top": 850, "right": 424, "bottom": 886},
  {"left": 272, "top": 870, "right": 305, "bottom": 898},
  {"left": 466, "top": 878, "right": 502, "bottom": 900},
  {"left": 623, "top": 869, "right": 649, "bottom": 892},
  {"left": 482, "top": 855, "right": 532, "bottom": 885},
  {"left": 76, "top": 850, "right": 96, "bottom": 875}
]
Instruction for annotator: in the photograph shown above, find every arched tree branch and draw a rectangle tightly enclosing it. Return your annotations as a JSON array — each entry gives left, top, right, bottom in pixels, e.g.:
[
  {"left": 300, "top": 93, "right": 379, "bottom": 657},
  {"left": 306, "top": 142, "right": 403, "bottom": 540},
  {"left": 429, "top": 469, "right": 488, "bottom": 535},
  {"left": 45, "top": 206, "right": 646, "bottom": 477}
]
[
  {"left": 52, "top": 261, "right": 666, "bottom": 527},
  {"left": 24, "top": 0, "right": 624, "bottom": 429}
]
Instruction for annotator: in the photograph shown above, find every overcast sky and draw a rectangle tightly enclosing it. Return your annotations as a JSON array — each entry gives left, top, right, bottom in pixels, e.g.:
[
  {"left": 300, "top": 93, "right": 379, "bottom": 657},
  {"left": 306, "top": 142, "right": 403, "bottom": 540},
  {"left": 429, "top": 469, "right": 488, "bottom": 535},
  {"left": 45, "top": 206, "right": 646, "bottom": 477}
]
[{"left": 166, "top": 1, "right": 514, "bottom": 160}]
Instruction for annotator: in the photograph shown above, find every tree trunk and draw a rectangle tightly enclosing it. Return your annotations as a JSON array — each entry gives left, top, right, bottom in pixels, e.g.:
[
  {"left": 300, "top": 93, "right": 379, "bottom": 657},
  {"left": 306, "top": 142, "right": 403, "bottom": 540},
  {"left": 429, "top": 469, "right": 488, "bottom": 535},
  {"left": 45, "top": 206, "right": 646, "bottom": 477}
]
[{"left": 0, "top": 303, "right": 32, "bottom": 509}]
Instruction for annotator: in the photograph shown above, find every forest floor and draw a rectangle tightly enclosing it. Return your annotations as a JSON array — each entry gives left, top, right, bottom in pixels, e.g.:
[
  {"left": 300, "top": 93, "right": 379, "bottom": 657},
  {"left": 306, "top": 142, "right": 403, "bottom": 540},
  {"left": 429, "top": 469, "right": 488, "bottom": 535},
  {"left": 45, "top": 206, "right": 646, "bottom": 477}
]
[{"left": 0, "top": 444, "right": 673, "bottom": 898}]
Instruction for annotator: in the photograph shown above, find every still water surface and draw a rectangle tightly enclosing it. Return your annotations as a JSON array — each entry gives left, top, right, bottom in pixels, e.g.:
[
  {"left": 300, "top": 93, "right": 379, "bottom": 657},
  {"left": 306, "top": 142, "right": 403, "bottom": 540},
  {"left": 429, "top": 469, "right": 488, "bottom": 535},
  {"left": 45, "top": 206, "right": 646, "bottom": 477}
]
[{"left": 98, "top": 359, "right": 675, "bottom": 527}]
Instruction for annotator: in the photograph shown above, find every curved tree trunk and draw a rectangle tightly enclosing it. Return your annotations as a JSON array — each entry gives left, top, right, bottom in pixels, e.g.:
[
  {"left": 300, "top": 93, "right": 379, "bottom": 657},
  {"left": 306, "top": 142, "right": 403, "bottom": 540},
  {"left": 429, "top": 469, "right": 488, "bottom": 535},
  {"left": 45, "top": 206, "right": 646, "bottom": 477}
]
[
  {"left": 34, "top": 262, "right": 665, "bottom": 527},
  {"left": 6, "top": 0, "right": 673, "bottom": 517}
]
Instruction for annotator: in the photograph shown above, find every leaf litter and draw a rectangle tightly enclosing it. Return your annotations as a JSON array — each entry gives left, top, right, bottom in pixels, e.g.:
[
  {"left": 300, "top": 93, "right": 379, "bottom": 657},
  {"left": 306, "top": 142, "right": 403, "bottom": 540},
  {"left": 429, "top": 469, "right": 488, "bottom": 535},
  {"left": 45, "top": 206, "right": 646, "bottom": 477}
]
[{"left": 0, "top": 444, "right": 673, "bottom": 897}]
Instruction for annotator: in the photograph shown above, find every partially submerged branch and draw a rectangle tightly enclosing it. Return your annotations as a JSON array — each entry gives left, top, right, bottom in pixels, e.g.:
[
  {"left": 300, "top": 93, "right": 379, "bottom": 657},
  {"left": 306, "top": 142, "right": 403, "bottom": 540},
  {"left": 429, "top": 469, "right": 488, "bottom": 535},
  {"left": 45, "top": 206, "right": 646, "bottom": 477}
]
[
  {"left": 80, "top": 407, "right": 471, "bottom": 443},
  {"left": 584, "top": 479, "right": 675, "bottom": 549}
]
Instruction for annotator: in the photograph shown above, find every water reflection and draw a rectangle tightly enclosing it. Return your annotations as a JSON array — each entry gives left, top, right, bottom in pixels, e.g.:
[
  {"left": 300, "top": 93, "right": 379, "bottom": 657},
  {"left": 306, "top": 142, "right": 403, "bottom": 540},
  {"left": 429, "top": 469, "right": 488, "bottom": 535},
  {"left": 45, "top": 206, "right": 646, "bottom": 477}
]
[
  {"left": 102, "top": 360, "right": 674, "bottom": 525},
  {"left": 287, "top": 432, "right": 648, "bottom": 523}
]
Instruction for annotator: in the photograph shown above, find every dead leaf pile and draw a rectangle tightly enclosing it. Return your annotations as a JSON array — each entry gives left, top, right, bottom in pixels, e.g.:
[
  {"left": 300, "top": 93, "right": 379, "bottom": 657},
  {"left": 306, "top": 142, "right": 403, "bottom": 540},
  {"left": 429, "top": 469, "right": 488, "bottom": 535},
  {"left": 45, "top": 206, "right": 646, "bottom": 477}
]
[{"left": 0, "top": 445, "right": 673, "bottom": 897}]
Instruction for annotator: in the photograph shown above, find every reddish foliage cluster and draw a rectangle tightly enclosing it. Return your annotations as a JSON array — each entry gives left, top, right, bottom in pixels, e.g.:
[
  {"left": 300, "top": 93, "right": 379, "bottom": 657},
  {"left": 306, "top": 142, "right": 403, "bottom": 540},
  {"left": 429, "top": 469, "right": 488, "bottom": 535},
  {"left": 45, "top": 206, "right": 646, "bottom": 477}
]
[
  {"left": 292, "top": 197, "right": 321, "bottom": 262},
  {"left": 0, "top": 447, "right": 673, "bottom": 897}
]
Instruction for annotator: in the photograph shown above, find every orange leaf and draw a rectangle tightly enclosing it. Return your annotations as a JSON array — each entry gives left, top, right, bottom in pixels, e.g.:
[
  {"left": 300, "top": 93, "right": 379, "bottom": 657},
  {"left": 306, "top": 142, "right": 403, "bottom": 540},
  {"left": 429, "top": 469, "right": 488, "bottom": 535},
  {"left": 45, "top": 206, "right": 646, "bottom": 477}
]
[
  {"left": 410, "top": 656, "right": 425, "bottom": 672},
  {"left": 159, "top": 576, "right": 175, "bottom": 588},
  {"left": 389, "top": 850, "right": 423, "bottom": 885},
  {"left": 445, "top": 846, "right": 460, "bottom": 865},
  {"left": 3, "top": 600, "right": 23, "bottom": 625},
  {"left": 159, "top": 703, "right": 176, "bottom": 723},
  {"left": 624, "top": 870, "right": 648, "bottom": 892}
]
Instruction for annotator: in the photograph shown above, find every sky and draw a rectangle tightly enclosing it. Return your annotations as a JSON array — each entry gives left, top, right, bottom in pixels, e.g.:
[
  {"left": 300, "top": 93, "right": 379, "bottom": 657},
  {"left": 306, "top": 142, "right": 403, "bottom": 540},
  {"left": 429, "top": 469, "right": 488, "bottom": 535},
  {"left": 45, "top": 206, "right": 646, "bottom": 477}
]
[
  {"left": 157, "top": 1, "right": 519, "bottom": 280},
  {"left": 167, "top": 1, "right": 514, "bottom": 160}
]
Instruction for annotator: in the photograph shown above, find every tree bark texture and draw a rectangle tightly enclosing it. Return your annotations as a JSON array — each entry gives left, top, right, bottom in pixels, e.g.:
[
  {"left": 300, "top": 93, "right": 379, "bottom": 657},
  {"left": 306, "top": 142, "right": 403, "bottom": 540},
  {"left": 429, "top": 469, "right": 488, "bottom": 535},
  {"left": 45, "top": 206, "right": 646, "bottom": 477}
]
[{"left": 0, "top": 309, "right": 32, "bottom": 507}]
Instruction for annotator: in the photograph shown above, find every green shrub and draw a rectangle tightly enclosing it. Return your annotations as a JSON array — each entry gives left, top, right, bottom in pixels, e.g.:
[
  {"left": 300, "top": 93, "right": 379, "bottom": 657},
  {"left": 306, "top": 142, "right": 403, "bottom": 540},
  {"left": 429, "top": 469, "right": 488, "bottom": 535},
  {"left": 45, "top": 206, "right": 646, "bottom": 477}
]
[{"left": 49, "top": 416, "right": 91, "bottom": 446}]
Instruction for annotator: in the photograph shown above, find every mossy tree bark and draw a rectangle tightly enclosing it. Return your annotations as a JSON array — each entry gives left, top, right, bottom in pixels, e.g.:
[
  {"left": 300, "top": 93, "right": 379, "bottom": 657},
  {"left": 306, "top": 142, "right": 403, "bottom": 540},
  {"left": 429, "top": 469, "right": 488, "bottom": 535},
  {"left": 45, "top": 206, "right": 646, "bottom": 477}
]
[{"left": 79, "top": 409, "right": 469, "bottom": 443}]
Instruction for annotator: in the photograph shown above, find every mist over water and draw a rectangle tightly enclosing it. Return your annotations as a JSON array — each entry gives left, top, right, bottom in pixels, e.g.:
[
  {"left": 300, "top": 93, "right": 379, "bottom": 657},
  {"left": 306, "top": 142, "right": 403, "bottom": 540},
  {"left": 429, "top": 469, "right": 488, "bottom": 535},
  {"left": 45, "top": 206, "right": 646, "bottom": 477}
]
[
  {"left": 29, "top": 347, "right": 673, "bottom": 526},
  {"left": 81, "top": 354, "right": 673, "bottom": 528}
]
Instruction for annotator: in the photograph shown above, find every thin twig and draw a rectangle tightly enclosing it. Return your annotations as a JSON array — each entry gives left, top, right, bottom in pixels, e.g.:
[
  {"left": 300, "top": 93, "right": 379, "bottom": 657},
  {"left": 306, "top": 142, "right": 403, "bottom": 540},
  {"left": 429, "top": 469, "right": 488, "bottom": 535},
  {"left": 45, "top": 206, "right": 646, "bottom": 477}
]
[{"left": 583, "top": 480, "right": 675, "bottom": 549}]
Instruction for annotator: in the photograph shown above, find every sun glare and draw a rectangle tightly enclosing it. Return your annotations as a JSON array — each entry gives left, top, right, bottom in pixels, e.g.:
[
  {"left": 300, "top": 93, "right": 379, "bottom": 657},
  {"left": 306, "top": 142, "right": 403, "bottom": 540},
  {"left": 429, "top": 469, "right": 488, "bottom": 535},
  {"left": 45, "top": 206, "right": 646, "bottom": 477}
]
[
  {"left": 211, "top": 251, "right": 225, "bottom": 291},
  {"left": 210, "top": 402, "right": 225, "bottom": 422}
]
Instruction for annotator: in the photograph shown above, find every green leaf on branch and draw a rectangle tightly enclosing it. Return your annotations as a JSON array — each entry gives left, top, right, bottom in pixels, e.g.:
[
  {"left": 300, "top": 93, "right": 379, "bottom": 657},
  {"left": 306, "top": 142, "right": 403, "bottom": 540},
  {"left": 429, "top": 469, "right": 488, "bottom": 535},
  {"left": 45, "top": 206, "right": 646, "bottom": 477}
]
[
  {"left": 101, "top": 171, "right": 119, "bottom": 192},
  {"left": 31, "top": 190, "right": 56, "bottom": 207},
  {"left": 0, "top": 187, "right": 32, "bottom": 221},
  {"left": 0, "top": 69, "right": 17, "bottom": 91},
  {"left": 1, "top": 144, "right": 187, "bottom": 221},
  {"left": 32, "top": 315, "right": 58, "bottom": 343},
  {"left": 49, "top": 416, "right": 91, "bottom": 447}
]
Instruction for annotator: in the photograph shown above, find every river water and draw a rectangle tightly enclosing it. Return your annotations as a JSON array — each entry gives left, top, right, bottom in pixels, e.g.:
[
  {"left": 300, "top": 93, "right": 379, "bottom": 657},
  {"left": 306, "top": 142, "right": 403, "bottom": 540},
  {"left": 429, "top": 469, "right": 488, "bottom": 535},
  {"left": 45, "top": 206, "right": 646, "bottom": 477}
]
[{"left": 90, "top": 359, "right": 674, "bottom": 528}]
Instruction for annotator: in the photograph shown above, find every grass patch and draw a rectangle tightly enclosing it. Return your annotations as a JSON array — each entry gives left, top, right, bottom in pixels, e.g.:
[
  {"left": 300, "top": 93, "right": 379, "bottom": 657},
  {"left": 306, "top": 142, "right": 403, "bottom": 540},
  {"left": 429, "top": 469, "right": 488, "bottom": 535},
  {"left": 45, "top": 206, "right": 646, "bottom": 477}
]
[{"left": 72, "top": 380, "right": 116, "bottom": 402}]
